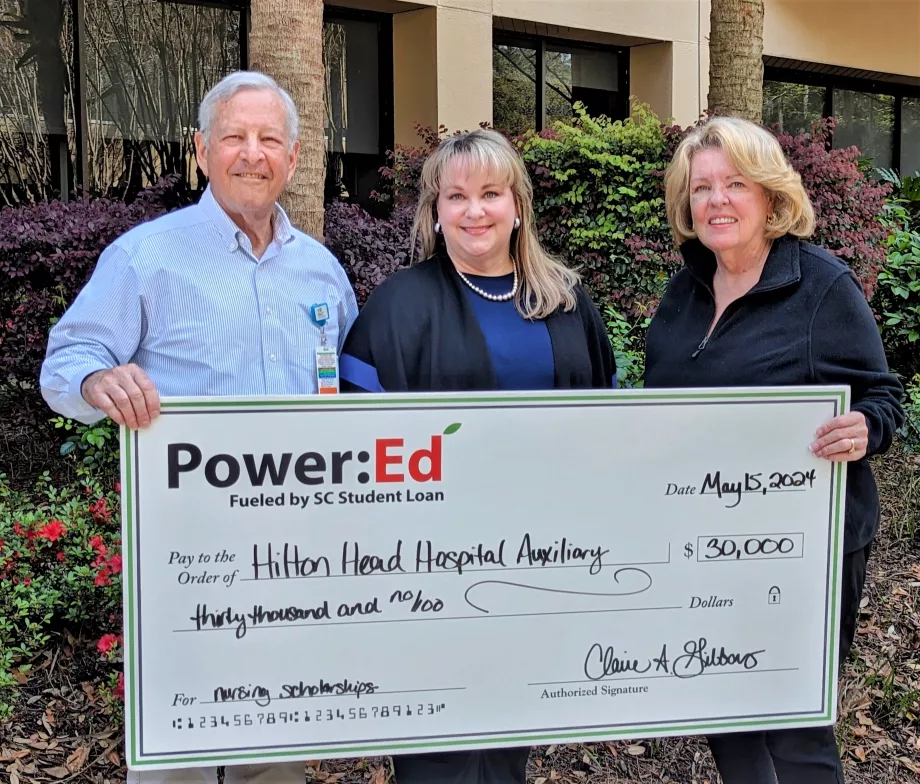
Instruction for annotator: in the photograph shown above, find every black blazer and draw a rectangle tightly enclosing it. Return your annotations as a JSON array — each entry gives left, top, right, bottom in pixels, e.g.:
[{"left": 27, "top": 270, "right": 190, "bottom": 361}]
[{"left": 341, "top": 252, "right": 615, "bottom": 392}]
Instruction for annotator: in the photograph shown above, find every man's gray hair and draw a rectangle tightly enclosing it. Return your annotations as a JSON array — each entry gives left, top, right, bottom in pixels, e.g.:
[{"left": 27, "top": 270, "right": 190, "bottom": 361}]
[{"left": 198, "top": 71, "right": 299, "bottom": 149}]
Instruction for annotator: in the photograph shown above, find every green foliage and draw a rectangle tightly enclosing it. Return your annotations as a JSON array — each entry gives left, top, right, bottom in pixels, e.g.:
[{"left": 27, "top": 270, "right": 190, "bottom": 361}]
[
  {"left": 899, "top": 375, "right": 920, "bottom": 453},
  {"left": 877, "top": 167, "right": 920, "bottom": 224},
  {"left": 876, "top": 204, "right": 920, "bottom": 377},
  {"left": 605, "top": 307, "right": 651, "bottom": 388},
  {"left": 53, "top": 417, "right": 120, "bottom": 482},
  {"left": 518, "top": 105, "right": 681, "bottom": 316},
  {"left": 0, "top": 469, "right": 122, "bottom": 719}
]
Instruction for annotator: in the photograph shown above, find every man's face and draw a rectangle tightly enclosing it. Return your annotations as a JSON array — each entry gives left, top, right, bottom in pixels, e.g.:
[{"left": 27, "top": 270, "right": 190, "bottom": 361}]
[{"left": 194, "top": 89, "right": 299, "bottom": 220}]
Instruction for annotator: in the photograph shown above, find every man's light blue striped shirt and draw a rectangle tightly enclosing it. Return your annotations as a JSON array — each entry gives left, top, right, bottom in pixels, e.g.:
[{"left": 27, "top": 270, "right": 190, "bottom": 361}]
[{"left": 40, "top": 186, "right": 359, "bottom": 424}]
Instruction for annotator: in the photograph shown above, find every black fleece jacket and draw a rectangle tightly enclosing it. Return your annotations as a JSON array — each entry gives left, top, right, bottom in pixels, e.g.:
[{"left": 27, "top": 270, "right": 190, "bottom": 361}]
[{"left": 644, "top": 235, "right": 905, "bottom": 553}]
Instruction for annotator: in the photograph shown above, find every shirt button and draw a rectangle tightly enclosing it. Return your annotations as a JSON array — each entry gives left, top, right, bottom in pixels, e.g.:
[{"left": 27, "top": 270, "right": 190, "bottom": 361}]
[
  {"left": 269, "top": 353, "right": 277, "bottom": 362},
  {"left": 265, "top": 307, "right": 272, "bottom": 315}
]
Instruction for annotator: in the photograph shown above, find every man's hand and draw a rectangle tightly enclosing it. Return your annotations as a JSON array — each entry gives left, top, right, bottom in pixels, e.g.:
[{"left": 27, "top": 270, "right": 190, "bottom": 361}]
[{"left": 81, "top": 364, "right": 161, "bottom": 429}]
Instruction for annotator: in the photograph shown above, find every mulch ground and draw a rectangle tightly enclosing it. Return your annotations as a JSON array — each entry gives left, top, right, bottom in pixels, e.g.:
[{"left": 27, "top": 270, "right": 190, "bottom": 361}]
[{"left": 3, "top": 452, "right": 919, "bottom": 784}]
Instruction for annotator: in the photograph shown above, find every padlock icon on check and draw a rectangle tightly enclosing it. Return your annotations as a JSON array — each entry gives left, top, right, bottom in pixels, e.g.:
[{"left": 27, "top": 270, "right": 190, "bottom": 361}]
[{"left": 768, "top": 586, "right": 782, "bottom": 605}]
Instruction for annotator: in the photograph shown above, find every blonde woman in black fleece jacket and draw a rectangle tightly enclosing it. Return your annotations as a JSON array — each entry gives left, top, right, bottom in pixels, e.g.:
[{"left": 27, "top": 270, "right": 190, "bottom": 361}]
[{"left": 644, "top": 116, "right": 904, "bottom": 784}]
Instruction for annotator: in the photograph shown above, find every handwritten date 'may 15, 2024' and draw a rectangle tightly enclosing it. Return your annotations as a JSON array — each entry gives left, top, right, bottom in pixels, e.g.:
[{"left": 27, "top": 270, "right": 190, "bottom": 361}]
[{"left": 667, "top": 469, "right": 817, "bottom": 508}]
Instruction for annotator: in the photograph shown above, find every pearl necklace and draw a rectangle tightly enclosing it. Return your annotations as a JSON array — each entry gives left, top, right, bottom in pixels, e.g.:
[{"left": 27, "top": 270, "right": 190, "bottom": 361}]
[{"left": 455, "top": 263, "right": 518, "bottom": 302}]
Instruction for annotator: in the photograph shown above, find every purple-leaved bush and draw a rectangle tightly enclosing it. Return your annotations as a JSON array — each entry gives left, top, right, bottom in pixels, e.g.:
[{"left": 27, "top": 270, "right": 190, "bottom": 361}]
[{"left": 0, "top": 179, "right": 186, "bottom": 428}]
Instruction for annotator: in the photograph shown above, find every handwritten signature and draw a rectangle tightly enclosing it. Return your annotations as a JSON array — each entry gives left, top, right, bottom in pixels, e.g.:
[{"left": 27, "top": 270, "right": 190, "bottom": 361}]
[{"left": 584, "top": 637, "right": 765, "bottom": 680}]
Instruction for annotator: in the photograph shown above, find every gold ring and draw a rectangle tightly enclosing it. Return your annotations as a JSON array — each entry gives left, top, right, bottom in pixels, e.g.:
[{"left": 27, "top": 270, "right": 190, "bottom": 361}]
[{"left": 848, "top": 438, "right": 856, "bottom": 453}]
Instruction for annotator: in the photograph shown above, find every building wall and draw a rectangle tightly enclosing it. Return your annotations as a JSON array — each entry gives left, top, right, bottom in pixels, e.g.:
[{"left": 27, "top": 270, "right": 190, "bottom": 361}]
[
  {"left": 335, "top": 0, "right": 920, "bottom": 143},
  {"left": 764, "top": 0, "right": 920, "bottom": 77}
]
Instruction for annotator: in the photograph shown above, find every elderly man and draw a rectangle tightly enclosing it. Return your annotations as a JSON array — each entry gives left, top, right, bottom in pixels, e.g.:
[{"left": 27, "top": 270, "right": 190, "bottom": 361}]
[{"left": 40, "top": 71, "right": 357, "bottom": 784}]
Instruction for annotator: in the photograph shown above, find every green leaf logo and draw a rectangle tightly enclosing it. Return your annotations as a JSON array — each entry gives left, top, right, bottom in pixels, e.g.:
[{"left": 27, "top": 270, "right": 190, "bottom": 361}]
[{"left": 443, "top": 423, "right": 462, "bottom": 436}]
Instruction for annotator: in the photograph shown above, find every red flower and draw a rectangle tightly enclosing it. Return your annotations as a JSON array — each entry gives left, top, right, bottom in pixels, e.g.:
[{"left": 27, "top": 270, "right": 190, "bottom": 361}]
[
  {"left": 56, "top": 551, "right": 66, "bottom": 562},
  {"left": 0, "top": 539, "right": 5, "bottom": 549},
  {"left": 36, "top": 520, "right": 66, "bottom": 542},
  {"left": 108, "top": 555, "right": 123, "bottom": 575},
  {"left": 97, "top": 633, "right": 121, "bottom": 654},
  {"left": 94, "top": 567, "right": 111, "bottom": 587},
  {"left": 89, "top": 498, "right": 111, "bottom": 523},
  {"left": 23, "top": 577, "right": 31, "bottom": 586},
  {"left": 114, "top": 672, "right": 125, "bottom": 700},
  {"left": 12, "top": 521, "right": 33, "bottom": 540},
  {"left": 114, "top": 482, "right": 121, "bottom": 493}
]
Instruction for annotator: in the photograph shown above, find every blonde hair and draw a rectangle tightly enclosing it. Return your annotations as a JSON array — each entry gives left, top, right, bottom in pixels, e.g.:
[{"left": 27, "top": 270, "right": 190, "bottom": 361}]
[
  {"left": 664, "top": 116, "right": 816, "bottom": 245},
  {"left": 410, "top": 128, "right": 579, "bottom": 319}
]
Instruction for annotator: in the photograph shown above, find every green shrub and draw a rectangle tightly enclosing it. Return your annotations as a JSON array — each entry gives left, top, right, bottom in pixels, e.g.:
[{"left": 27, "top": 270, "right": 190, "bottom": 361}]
[
  {"left": 519, "top": 105, "right": 680, "bottom": 316},
  {"left": 0, "top": 465, "right": 122, "bottom": 719},
  {"left": 606, "top": 306, "right": 651, "bottom": 388},
  {"left": 900, "top": 374, "right": 920, "bottom": 452},
  {"left": 876, "top": 204, "right": 920, "bottom": 377},
  {"left": 53, "top": 417, "right": 121, "bottom": 483}
]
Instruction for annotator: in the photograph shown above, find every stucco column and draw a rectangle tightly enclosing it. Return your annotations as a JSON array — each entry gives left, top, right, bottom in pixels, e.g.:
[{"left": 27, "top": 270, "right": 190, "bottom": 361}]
[
  {"left": 436, "top": 3, "right": 493, "bottom": 134},
  {"left": 630, "top": 38, "right": 705, "bottom": 126},
  {"left": 393, "top": 8, "right": 439, "bottom": 146},
  {"left": 393, "top": 3, "right": 493, "bottom": 146},
  {"left": 630, "top": 42, "right": 674, "bottom": 121}
]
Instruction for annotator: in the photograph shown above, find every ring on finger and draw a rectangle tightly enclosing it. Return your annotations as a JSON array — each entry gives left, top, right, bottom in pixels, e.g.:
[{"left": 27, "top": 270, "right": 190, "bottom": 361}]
[{"left": 847, "top": 438, "right": 856, "bottom": 453}]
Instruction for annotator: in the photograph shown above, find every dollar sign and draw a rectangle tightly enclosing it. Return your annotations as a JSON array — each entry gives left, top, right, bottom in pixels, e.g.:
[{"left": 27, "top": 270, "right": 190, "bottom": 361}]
[{"left": 684, "top": 542, "right": 694, "bottom": 559}]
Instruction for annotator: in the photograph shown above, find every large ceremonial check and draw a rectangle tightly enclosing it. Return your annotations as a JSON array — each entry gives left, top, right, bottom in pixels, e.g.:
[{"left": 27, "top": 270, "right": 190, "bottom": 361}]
[{"left": 121, "top": 386, "right": 848, "bottom": 771}]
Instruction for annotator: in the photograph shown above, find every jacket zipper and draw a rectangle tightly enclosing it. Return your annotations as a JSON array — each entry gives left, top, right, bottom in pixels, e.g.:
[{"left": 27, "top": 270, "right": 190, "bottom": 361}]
[
  {"left": 691, "top": 335, "right": 709, "bottom": 359},
  {"left": 686, "top": 248, "right": 798, "bottom": 360},
  {"left": 691, "top": 297, "right": 736, "bottom": 360}
]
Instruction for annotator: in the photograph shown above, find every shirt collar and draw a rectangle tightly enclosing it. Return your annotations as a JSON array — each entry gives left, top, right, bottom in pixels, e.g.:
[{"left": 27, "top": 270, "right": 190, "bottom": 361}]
[
  {"left": 681, "top": 234, "right": 802, "bottom": 295},
  {"left": 198, "top": 185, "right": 295, "bottom": 252}
]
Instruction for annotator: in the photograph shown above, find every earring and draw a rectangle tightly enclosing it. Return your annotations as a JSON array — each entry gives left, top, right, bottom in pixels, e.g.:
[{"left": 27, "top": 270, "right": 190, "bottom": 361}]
[
  {"left": 766, "top": 214, "right": 776, "bottom": 227},
  {"left": 434, "top": 222, "right": 441, "bottom": 234},
  {"left": 514, "top": 217, "right": 521, "bottom": 229}
]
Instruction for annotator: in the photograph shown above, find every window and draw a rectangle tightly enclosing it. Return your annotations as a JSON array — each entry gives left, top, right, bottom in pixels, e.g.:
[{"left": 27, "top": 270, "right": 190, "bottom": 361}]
[
  {"left": 545, "top": 45, "right": 621, "bottom": 128},
  {"left": 493, "top": 33, "right": 627, "bottom": 134},
  {"left": 902, "top": 97, "right": 920, "bottom": 175},
  {"left": 323, "top": 7, "right": 393, "bottom": 209},
  {"left": 763, "top": 81, "right": 825, "bottom": 136},
  {"left": 763, "top": 66, "right": 920, "bottom": 173},
  {"left": 493, "top": 42, "right": 537, "bottom": 136},
  {"left": 0, "top": 0, "right": 245, "bottom": 205},
  {"left": 0, "top": 0, "right": 74, "bottom": 204},
  {"left": 833, "top": 88, "right": 894, "bottom": 170},
  {"left": 82, "top": 0, "right": 243, "bottom": 197}
]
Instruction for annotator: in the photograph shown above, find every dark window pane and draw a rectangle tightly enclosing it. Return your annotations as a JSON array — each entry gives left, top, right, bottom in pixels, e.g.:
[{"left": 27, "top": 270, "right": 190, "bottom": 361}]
[
  {"left": 492, "top": 43, "right": 536, "bottom": 135},
  {"left": 0, "top": 0, "right": 75, "bottom": 204},
  {"left": 324, "top": 19, "right": 379, "bottom": 156},
  {"left": 546, "top": 45, "right": 620, "bottom": 126},
  {"left": 833, "top": 88, "right": 894, "bottom": 169},
  {"left": 902, "top": 97, "right": 920, "bottom": 175},
  {"left": 83, "top": 0, "right": 241, "bottom": 198},
  {"left": 323, "top": 17, "right": 384, "bottom": 206},
  {"left": 763, "top": 80, "right": 825, "bottom": 134}
]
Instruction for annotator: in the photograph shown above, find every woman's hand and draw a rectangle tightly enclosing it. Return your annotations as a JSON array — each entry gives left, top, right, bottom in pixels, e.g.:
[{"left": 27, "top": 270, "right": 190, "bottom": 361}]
[{"left": 810, "top": 411, "right": 869, "bottom": 461}]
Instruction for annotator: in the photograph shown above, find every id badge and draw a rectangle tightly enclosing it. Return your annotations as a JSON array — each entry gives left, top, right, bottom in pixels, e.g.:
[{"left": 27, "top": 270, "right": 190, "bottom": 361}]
[{"left": 315, "top": 345, "right": 340, "bottom": 395}]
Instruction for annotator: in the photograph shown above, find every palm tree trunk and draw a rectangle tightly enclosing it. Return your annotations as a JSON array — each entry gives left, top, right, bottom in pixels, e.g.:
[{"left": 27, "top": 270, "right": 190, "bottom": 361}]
[
  {"left": 249, "top": 0, "right": 325, "bottom": 239},
  {"left": 708, "top": 0, "right": 765, "bottom": 123}
]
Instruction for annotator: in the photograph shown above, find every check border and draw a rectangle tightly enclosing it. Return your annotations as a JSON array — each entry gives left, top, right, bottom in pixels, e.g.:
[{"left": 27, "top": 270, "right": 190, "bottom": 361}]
[{"left": 122, "top": 387, "right": 848, "bottom": 767}]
